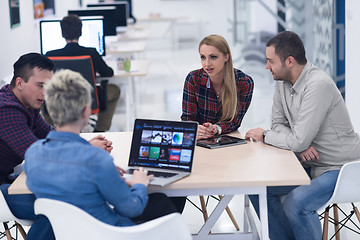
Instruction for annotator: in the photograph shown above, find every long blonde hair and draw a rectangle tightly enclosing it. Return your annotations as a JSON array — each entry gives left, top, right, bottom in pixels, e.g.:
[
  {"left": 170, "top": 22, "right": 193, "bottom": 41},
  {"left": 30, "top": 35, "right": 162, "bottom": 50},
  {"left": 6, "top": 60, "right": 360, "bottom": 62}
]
[{"left": 199, "top": 34, "right": 237, "bottom": 122}]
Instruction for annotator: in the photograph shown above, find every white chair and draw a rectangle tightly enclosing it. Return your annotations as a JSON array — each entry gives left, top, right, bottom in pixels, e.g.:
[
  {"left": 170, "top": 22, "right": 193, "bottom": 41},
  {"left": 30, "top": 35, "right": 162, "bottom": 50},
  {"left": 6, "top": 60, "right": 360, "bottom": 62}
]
[
  {"left": 318, "top": 161, "right": 360, "bottom": 240},
  {"left": 34, "top": 198, "right": 192, "bottom": 240},
  {"left": 0, "top": 191, "right": 33, "bottom": 240}
]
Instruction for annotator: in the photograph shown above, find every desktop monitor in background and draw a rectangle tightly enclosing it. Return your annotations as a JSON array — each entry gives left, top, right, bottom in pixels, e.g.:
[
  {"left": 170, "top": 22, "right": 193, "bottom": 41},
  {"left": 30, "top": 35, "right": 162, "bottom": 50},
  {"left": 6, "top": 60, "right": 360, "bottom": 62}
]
[
  {"left": 40, "top": 16, "right": 106, "bottom": 56},
  {"left": 123, "top": 0, "right": 136, "bottom": 23},
  {"left": 87, "top": 2, "right": 129, "bottom": 33},
  {"left": 99, "top": 0, "right": 135, "bottom": 22},
  {"left": 68, "top": 7, "right": 117, "bottom": 36}
]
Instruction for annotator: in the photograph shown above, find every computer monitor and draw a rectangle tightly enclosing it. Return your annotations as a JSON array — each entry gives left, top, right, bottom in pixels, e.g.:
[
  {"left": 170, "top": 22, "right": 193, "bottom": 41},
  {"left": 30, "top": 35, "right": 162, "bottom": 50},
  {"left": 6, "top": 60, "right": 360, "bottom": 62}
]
[
  {"left": 123, "top": 0, "right": 135, "bottom": 22},
  {"left": 87, "top": 2, "right": 129, "bottom": 32},
  {"left": 68, "top": 7, "right": 117, "bottom": 36},
  {"left": 40, "top": 16, "right": 106, "bottom": 56},
  {"left": 99, "top": 0, "right": 134, "bottom": 21}
]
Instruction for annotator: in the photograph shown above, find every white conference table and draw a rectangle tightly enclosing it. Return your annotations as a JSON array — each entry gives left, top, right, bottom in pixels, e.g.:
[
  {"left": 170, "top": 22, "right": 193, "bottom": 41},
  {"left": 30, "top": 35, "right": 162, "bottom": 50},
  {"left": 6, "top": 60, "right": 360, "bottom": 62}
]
[{"left": 9, "top": 131, "right": 310, "bottom": 240}]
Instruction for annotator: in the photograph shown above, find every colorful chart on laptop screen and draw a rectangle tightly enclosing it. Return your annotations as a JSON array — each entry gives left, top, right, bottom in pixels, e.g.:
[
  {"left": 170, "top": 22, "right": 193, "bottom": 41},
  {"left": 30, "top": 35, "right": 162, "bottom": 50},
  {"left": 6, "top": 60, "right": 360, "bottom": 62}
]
[{"left": 129, "top": 119, "right": 198, "bottom": 172}]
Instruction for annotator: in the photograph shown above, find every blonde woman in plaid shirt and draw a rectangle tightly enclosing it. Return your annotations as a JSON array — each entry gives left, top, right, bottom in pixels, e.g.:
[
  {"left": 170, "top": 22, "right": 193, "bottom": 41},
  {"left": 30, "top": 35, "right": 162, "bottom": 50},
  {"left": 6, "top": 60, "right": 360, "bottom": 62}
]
[{"left": 181, "top": 34, "right": 254, "bottom": 139}]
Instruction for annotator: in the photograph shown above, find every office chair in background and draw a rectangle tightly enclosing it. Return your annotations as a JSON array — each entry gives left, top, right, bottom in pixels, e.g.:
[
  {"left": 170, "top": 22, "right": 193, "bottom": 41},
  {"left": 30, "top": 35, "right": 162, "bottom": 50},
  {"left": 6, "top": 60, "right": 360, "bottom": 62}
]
[
  {"left": 47, "top": 55, "right": 108, "bottom": 114},
  {"left": 45, "top": 56, "right": 108, "bottom": 131}
]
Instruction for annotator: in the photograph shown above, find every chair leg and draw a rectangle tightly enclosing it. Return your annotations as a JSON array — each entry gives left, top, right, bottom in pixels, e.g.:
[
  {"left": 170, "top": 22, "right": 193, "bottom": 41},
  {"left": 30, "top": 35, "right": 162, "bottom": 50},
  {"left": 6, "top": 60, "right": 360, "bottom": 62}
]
[
  {"left": 199, "top": 196, "right": 209, "bottom": 222},
  {"left": 333, "top": 204, "right": 340, "bottom": 240},
  {"left": 15, "top": 221, "right": 27, "bottom": 240},
  {"left": 352, "top": 203, "right": 360, "bottom": 223},
  {"left": 322, "top": 206, "right": 330, "bottom": 240},
  {"left": 218, "top": 195, "right": 240, "bottom": 230},
  {"left": 199, "top": 196, "right": 211, "bottom": 234},
  {"left": 3, "top": 222, "right": 13, "bottom": 240}
]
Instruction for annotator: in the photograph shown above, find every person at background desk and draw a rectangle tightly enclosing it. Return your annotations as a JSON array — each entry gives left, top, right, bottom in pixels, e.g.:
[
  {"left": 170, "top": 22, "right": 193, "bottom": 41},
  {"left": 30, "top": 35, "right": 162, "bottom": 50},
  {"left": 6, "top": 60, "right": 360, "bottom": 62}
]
[
  {"left": 24, "top": 69, "right": 178, "bottom": 227},
  {"left": 245, "top": 31, "right": 360, "bottom": 240},
  {"left": 181, "top": 34, "right": 254, "bottom": 139},
  {"left": 45, "top": 14, "right": 120, "bottom": 132},
  {"left": 0, "top": 53, "right": 112, "bottom": 240}
]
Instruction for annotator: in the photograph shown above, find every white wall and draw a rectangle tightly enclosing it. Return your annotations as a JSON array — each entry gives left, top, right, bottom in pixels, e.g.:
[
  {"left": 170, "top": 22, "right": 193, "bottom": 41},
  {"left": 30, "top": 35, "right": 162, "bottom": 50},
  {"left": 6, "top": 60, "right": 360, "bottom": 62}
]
[
  {"left": 250, "top": 0, "right": 277, "bottom": 34},
  {"left": 0, "top": 0, "right": 79, "bottom": 81},
  {"left": 0, "top": 1, "right": 38, "bottom": 80},
  {"left": 133, "top": 0, "right": 231, "bottom": 39},
  {"left": 345, "top": 0, "right": 360, "bottom": 133}
]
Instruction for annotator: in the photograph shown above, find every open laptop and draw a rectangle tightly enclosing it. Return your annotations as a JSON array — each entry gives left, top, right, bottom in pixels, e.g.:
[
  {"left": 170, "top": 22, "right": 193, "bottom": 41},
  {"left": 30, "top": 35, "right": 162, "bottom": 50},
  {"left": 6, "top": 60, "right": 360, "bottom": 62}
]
[{"left": 124, "top": 119, "right": 198, "bottom": 186}]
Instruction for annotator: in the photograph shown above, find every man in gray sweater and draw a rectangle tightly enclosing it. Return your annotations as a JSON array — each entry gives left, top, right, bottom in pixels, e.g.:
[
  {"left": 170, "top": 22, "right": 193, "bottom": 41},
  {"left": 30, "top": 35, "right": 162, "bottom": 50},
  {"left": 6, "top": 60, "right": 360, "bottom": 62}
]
[{"left": 245, "top": 31, "right": 360, "bottom": 240}]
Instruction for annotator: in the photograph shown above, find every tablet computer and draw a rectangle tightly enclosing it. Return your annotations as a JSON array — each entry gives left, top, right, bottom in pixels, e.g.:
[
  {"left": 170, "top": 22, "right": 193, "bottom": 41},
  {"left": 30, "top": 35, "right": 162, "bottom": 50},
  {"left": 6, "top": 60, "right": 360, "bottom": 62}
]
[{"left": 197, "top": 135, "right": 247, "bottom": 149}]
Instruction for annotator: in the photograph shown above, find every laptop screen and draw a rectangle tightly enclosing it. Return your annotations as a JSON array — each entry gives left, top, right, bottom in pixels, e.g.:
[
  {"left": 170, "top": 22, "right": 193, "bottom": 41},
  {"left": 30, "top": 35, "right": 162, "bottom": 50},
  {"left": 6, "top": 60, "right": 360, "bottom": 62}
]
[{"left": 129, "top": 119, "right": 198, "bottom": 172}]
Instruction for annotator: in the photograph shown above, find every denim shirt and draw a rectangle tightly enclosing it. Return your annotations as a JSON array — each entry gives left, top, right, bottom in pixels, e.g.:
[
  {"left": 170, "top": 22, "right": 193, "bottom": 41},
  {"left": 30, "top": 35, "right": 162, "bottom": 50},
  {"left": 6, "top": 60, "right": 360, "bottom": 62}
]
[{"left": 24, "top": 131, "right": 148, "bottom": 226}]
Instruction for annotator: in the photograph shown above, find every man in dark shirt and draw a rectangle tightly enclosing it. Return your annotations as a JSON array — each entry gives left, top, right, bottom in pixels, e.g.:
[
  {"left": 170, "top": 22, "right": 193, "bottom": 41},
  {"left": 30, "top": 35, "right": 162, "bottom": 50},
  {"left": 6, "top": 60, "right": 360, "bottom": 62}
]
[
  {"left": 0, "top": 53, "right": 113, "bottom": 239},
  {"left": 0, "top": 53, "right": 56, "bottom": 239},
  {"left": 0, "top": 53, "right": 53, "bottom": 184},
  {"left": 45, "top": 14, "right": 120, "bottom": 132}
]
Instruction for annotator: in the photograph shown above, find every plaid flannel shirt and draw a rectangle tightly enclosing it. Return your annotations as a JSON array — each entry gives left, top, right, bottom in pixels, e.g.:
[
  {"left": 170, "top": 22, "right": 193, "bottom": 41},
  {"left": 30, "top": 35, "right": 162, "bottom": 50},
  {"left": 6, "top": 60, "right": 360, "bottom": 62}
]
[
  {"left": 181, "top": 68, "right": 254, "bottom": 134},
  {"left": 0, "top": 84, "right": 51, "bottom": 182}
]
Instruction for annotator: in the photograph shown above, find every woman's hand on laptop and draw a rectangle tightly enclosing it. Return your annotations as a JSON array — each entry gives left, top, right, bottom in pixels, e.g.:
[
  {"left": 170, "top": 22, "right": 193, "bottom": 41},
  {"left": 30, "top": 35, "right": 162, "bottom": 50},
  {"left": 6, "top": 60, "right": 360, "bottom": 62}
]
[
  {"left": 88, "top": 135, "right": 113, "bottom": 153},
  {"left": 125, "top": 167, "right": 154, "bottom": 187},
  {"left": 115, "top": 166, "right": 126, "bottom": 179}
]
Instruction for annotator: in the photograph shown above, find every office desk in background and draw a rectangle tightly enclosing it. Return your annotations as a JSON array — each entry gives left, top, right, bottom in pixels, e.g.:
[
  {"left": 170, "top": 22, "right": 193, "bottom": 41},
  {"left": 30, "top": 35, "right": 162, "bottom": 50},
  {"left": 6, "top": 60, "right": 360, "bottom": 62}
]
[
  {"left": 138, "top": 16, "right": 186, "bottom": 22},
  {"left": 104, "top": 59, "right": 150, "bottom": 131},
  {"left": 128, "top": 23, "right": 152, "bottom": 31},
  {"left": 106, "top": 59, "right": 149, "bottom": 77},
  {"left": 137, "top": 16, "right": 198, "bottom": 49},
  {"left": 137, "top": 16, "right": 184, "bottom": 40},
  {"left": 105, "top": 27, "right": 150, "bottom": 42},
  {"left": 9, "top": 131, "right": 310, "bottom": 240},
  {"left": 118, "top": 28, "right": 150, "bottom": 41},
  {"left": 105, "top": 40, "right": 147, "bottom": 58}
]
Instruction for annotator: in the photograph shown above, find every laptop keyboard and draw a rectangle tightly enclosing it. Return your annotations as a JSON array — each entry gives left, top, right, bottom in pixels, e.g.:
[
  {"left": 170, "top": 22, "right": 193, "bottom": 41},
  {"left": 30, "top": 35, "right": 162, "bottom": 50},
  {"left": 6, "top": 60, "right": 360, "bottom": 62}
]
[{"left": 127, "top": 169, "right": 177, "bottom": 178}]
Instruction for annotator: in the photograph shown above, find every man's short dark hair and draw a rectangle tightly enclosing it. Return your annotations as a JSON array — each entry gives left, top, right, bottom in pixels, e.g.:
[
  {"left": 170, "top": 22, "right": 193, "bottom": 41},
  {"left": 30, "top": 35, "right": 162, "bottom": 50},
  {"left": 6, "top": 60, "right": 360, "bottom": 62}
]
[
  {"left": 10, "top": 53, "right": 54, "bottom": 88},
  {"left": 266, "top": 31, "right": 307, "bottom": 65},
  {"left": 60, "top": 15, "right": 82, "bottom": 40}
]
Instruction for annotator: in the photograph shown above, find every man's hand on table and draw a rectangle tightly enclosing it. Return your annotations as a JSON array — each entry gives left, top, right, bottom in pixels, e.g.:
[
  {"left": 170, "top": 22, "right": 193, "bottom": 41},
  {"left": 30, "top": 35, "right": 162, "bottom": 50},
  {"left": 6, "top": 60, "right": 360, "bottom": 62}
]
[{"left": 88, "top": 135, "right": 113, "bottom": 153}]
